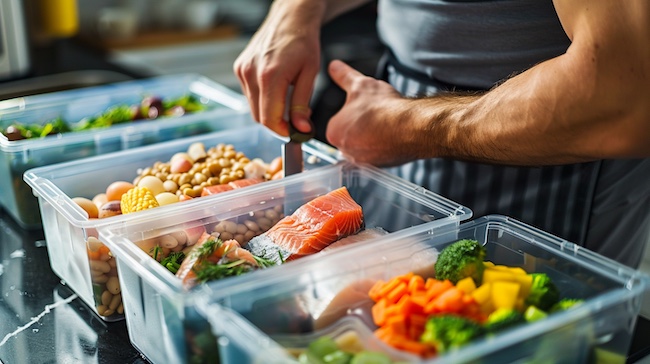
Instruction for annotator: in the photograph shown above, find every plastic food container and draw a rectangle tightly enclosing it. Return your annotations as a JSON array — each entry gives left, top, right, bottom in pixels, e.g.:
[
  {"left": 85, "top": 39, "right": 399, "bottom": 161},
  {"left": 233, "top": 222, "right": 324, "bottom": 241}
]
[
  {"left": 190, "top": 215, "right": 650, "bottom": 364},
  {"left": 23, "top": 124, "right": 338, "bottom": 322},
  {"left": 1, "top": 73, "right": 249, "bottom": 229},
  {"left": 97, "top": 162, "right": 472, "bottom": 364}
]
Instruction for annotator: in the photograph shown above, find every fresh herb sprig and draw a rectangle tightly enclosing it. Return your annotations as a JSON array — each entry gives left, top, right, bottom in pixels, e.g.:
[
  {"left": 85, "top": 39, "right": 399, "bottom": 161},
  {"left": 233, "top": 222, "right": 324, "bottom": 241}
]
[{"left": 161, "top": 251, "right": 186, "bottom": 274}]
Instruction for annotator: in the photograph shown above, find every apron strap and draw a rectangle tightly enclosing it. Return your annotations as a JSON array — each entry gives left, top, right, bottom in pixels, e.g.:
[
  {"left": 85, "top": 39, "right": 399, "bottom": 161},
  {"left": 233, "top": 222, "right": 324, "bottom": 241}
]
[{"left": 376, "top": 48, "right": 487, "bottom": 92}]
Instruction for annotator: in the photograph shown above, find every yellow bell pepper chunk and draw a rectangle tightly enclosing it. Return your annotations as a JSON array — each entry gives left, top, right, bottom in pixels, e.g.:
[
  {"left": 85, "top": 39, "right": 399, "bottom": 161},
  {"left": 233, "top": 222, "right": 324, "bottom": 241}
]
[
  {"left": 514, "top": 273, "right": 533, "bottom": 298},
  {"left": 456, "top": 277, "right": 477, "bottom": 294},
  {"left": 508, "top": 267, "right": 528, "bottom": 275},
  {"left": 471, "top": 282, "right": 492, "bottom": 305},
  {"left": 491, "top": 281, "right": 521, "bottom": 310},
  {"left": 483, "top": 268, "right": 517, "bottom": 284}
]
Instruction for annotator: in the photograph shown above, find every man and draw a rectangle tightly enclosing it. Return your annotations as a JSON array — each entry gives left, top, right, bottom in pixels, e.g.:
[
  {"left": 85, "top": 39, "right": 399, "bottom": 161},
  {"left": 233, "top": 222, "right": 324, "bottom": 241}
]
[{"left": 234, "top": 0, "right": 650, "bottom": 267}]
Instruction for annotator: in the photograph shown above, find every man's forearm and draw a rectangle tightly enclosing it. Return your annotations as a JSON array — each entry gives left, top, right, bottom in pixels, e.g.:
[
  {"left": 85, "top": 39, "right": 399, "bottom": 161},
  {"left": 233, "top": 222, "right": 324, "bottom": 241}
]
[
  {"left": 410, "top": 7, "right": 649, "bottom": 166},
  {"left": 270, "top": 0, "right": 372, "bottom": 27}
]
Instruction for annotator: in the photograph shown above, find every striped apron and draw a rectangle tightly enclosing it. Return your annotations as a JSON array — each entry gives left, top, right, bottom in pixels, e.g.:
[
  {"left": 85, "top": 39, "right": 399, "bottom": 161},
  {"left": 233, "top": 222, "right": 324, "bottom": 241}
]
[{"left": 379, "top": 53, "right": 602, "bottom": 253}]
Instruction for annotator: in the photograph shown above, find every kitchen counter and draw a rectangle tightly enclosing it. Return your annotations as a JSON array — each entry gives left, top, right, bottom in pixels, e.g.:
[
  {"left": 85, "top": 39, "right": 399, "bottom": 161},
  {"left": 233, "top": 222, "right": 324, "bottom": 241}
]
[{"left": 0, "top": 208, "right": 144, "bottom": 364}]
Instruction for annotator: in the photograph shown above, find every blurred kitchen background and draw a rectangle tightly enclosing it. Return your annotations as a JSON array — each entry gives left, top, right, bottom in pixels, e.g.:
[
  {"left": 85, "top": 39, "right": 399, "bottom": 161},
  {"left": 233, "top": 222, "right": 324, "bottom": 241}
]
[
  {"left": 1, "top": 0, "right": 648, "bottom": 317},
  {"left": 2, "top": 0, "right": 382, "bottom": 142}
]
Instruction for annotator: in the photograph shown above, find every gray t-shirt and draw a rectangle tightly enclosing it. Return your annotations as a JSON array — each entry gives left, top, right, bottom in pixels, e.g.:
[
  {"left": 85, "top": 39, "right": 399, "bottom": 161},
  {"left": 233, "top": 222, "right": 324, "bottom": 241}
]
[
  {"left": 376, "top": 0, "right": 650, "bottom": 267},
  {"left": 377, "top": 0, "right": 570, "bottom": 89}
]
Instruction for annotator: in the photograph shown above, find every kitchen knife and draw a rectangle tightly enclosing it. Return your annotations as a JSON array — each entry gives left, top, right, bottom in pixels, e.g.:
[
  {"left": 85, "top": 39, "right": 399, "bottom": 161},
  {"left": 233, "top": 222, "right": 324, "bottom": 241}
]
[
  {"left": 282, "top": 106, "right": 315, "bottom": 177},
  {"left": 282, "top": 103, "right": 315, "bottom": 217},
  {"left": 282, "top": 120, "right": 313, "bottom": 177}
]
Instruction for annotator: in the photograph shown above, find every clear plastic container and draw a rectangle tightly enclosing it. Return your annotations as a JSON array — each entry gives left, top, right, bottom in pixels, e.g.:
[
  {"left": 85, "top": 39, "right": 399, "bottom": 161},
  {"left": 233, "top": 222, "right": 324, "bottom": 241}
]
[
  {"left": 23, "top": 124, "right": 338, "bottom": 322},
  {"left": 1, "top": 73, "right": 249, "bottom": 229},
  {"left": 191, "top": 215, "right": 650, "bottom": 364},
  {"left": 97, "top": 162, "right": 472, "bottom": 363}
]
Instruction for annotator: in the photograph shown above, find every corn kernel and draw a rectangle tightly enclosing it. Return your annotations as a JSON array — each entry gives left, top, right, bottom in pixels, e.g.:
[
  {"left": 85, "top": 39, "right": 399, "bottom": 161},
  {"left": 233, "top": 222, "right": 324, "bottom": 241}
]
[{"left": 120, "top": 186, "right": 160, "bottom": 214}]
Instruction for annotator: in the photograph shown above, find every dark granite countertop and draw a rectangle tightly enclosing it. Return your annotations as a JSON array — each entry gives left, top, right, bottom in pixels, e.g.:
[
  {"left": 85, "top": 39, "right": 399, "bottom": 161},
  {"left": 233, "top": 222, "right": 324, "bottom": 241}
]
[{"left": 0, "top": 208, "right": 145, "bottom": 364}]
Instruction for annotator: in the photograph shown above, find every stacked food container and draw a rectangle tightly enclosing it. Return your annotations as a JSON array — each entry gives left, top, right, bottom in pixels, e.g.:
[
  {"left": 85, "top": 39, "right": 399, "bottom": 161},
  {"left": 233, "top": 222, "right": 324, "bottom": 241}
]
[
  {"left": 1, "top": 74, "right": 249, "bottom": 229},
  {"left": 192, "top": 215, "right": 650, "bottom": 363},
  {"left": 23, "top": 123, "right": 339, "bottom": 321},
  {"left": 14, "top": 75, "right": 650, "bottom": 364}
]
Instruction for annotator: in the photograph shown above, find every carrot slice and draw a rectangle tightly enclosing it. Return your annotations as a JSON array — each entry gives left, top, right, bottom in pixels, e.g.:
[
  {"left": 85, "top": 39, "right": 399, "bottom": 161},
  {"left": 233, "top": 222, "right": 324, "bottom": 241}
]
[
  {"left": 425, "top": 279, "right": 453, "bottom": 301},
  {"left": 385, "top": 315, "right": 408, "bottom": 336},
  {"left": 372, "top": 298, "right": 388, "bottom": 326},
  {"left": 407, "top": 275, "right": 425, "bottom": 293},
  {"left": 386, "top": 281, "right": 408, "bottom": 304},
  {"left": 368, "top": 279, "right": 386, "bottom": 302},
  {"left": 377, "top": 277, "right": 402, "bottom": 298},
  {"left": 431, "top": 287, "right": 464, "bottom": 314}
]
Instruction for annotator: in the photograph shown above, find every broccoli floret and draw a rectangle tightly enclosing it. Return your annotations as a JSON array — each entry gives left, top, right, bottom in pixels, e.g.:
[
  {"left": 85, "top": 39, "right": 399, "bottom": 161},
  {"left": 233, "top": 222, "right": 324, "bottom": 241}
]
[
  {"left": 523, "top": 305, "right": 548, "bottom": 322},
  {"left": 434, "top": 239, "right": 487, "bottom": 284},
  {"left": 524, "top": 273, "right": 560, "bottom": 311},
  {"left": 483, "top": 308, "right": 525, "bottom": 333},
  {"left": 420, "top": 315, "right": 484, "bottom": 353},
  {"left": 550, "top": 298, "right": 584, "bottom": 313}
]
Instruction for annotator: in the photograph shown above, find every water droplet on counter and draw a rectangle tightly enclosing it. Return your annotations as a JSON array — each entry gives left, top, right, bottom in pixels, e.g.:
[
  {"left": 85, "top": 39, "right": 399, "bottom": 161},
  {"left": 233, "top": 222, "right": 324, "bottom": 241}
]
[
  {"left": 9, "top": 285, "right": 15, "bottom": 291},
  {"left": 32, "top": 329, "right": 39, "bottom": 333},
  {"left": 9, "top": 249, "right": 25, "bottom": 259}
]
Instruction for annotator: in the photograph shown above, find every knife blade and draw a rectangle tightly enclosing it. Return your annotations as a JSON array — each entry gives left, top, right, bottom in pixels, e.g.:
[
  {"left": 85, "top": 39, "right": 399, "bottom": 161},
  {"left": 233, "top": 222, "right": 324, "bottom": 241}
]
[
  {"left": 281, "top": 92, "right": 315, "bottom": 216},
  {"left": 282, "top": 96, "right": 315, "bottom": 177},
  {"left": 282, "top": 114, "right": 314, "bottom": 216},
  {"left": 282, "top": 122, "right": 312, "bottom": 177}
]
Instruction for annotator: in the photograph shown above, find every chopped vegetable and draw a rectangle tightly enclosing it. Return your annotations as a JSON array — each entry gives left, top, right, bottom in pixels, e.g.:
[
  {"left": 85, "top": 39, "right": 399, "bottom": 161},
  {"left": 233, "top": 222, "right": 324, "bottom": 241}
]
[
  {"left": 434, "top": 239, "right": 486, "bottom": 284},
  {"left": 525, "top": 273, "right": 560, "bottom": 311},
  {"left": 550, "top": 298, "right": 584, "bottom": 313},
  {"left": 420, "top": 315, "right": 484, "bottom": 353},
  {"left": 483, "top": 308, "right": 525, "bottom": 333},
  {"left": 523, "top": 305, "right": 548, "bottom": 322},
  {"left": 361, "top": 240, "right": 581, "bottom": 360},
  {"left": 160, "top": 251, "right": 185, "bottom": 274},
  {"left": 297, "top": 335, "right": 398, "bottom": 364},
  {"left": 2, "top": 94, "right": 209, "bottom": 141},
  {"left": 369, "top": 273, "right": 483, "bottom": 357},
  {"left": 120, "top": 186, "right": 160, "bottom": 214},
  {"left": 193, "top": 255, "right": 273, "bottom": 283}
]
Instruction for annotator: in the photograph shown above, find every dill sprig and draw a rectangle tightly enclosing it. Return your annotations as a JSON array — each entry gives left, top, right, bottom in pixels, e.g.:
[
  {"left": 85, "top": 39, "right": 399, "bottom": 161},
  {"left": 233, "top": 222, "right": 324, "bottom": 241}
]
[
  {"left": 194, "top": 259, "right": 257, "bottom": 283},
  {"left": 160, "top": 251, "right": 186, "bottom": 274}
]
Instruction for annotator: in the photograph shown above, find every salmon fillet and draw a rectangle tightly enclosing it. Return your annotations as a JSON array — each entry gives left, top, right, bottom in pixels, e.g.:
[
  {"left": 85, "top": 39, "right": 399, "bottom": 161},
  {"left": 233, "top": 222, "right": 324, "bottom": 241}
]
[
  {"left": 246, "top": 186, "right": 363, "bottom": 262},
  {"left": 201, "top": 178, "right": 263, "bottom": 197}
]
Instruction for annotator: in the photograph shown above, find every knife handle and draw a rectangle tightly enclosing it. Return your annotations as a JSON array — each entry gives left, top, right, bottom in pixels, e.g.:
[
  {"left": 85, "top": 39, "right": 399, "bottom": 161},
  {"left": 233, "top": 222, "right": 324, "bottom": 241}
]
[
  {"left": 285, "top": 85, "right": 315, "bottom": 143},
  {"left": 288, "top": 116, "right": 315, "bottom": 143}
]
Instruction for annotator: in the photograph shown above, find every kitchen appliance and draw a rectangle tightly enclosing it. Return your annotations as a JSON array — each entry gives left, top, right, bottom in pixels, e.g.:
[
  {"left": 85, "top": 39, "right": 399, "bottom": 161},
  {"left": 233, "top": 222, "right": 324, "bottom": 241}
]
[{"left": 0, "top": 0, "right": 30, "bottom": 81}]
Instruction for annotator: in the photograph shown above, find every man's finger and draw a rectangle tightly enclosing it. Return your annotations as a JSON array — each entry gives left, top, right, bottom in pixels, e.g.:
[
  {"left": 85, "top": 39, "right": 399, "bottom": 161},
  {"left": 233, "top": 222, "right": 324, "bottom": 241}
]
[
  {"left": 245, "top": 80, "right": 261, "bottom": 123},
  {"left": 259, "top": 78, "right": 290, "bottom": 136},
  {"left": 328, "top": 59, "right": 365, "bottom": 92},
  {"left": 289, "top": 72, "right": 316, "bottom": 135}
]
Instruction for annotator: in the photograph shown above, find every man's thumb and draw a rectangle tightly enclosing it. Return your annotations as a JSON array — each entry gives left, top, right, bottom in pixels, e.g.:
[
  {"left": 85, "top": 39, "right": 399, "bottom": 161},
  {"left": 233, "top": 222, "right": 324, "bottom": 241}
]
[{"left": 328, "top": 60, "right": 364, "bottom": 91}]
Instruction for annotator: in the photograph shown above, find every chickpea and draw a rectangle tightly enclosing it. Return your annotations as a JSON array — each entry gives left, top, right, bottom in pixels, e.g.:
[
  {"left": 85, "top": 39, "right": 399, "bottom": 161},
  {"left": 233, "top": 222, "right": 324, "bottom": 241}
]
[
  {"left": 101, "top": 290, "right": 113, "bottom": 306},
  {"left": 106, "top": 276, "right": 121, "bottom": 294}
]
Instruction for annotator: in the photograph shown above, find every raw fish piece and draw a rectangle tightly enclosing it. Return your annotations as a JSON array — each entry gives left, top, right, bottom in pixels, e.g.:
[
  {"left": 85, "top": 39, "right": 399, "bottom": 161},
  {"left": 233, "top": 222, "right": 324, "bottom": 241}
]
[
  {"left": 201, "top": 178, "right": 263, "bottom": 197},
  {"left": 201, "top": 184, "right": 233, "bottom": 196},
  {"left": 229, "top": 178, "right": 263, "bottom": 189},
  {"left": 246, "top": 187, "right": 363, "bottom": 263},
  {"left": 176, "top": 232, "right": 259, "bottom": 288}
]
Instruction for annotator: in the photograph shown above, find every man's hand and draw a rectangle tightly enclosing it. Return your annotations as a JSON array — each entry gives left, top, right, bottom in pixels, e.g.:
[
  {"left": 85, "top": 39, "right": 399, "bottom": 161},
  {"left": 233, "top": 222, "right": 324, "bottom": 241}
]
[
  {"left": 325, "top": 60, "right": 419, "bottom": 166},
  {"left": 233, "top": 1, "right": 324, "bottom": 136},
  {"left": 233, "top": 0, "right": 372, "bottom": 137}
]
